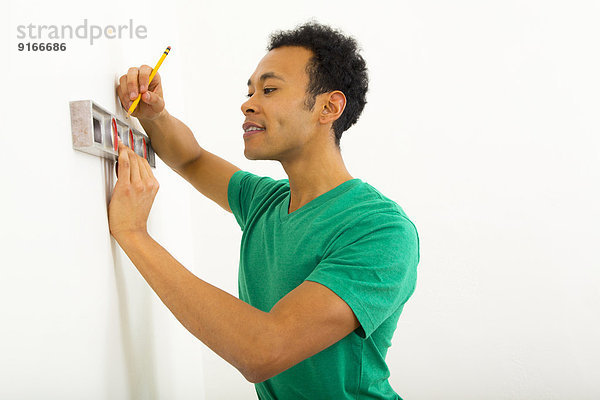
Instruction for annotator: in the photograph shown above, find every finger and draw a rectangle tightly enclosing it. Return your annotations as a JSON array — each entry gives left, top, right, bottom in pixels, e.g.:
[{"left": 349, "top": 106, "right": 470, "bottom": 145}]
[
  {"left": 138, "top": 154, "right": 150, "bottom": 181},
  {"left": 117, "top": 141, "right": 130, "bottom": 185},
  {"left": 141, "top": 158, "right": 159, "bottom": 193},
  {"left": 126, "top": 67, "right": 140, "bottom": 101},
  {"left": 147, "top": 70, "right": 161, "bottom": 92},
  {"left": 138, "top": 65, "right": 153, "bottom": 93},
  {"left": 118, "top": 75, "right": 129, "bottom": 110},
  {"left": 140, "top": 90, "right": 165, "bottom": 113},
  {"left": 127, "top": 148, "right": 142, "bottom": 185},
  {"left": 141, "top": 157, "right": 155, "bottom": 183},
  {"left": 142, "top": 156, "right": 152, "bottom": 177}
]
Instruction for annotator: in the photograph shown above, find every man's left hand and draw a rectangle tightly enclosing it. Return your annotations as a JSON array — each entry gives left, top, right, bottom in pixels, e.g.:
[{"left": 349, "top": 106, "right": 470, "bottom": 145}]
[{"left": 108, "top": 140, "right": 160, "bottom": 239}]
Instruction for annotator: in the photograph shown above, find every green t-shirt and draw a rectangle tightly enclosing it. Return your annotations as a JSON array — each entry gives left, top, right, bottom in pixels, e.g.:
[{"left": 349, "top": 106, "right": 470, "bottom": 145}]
[{"left": 227, "top": 170, "right": 420, "bottom": 400}]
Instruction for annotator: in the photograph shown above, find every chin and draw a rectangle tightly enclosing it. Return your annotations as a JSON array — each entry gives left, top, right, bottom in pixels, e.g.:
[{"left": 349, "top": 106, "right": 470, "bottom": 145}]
[
  {"left": 243, "top": 147, "right": 263, "bottom": 161},
  {"left": 244, "top": 147, "right": 277, "bottom": 161}
]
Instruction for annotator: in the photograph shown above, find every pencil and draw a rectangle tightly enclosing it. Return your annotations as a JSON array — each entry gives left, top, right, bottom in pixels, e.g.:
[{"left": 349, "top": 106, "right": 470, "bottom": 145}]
[{"left": 127, "top": 46, "right": 171, "bottom": 116}]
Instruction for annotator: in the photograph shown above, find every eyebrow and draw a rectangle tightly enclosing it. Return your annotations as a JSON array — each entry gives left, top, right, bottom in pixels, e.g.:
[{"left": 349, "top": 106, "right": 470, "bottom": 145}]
[{"left": 247, "top": 72, "right": 286, "bottom": 87}]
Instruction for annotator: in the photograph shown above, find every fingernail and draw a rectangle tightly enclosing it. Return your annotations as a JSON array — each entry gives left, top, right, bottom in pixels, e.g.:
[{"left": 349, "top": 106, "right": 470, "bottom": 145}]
[
  {"left": 130, "top": 91, "right": 136, "bottom": 100},
  {"left": 140, "top": 85, "right": 146, "bottom": 92}
]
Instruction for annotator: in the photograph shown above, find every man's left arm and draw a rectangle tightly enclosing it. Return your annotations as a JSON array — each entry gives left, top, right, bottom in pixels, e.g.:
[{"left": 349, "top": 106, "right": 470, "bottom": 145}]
[
  {"left": 117, "top": 232, "right": 359, "bottom": 383},
  {"left": 109, "top": 142, "right": 360, "bottom": 383}
]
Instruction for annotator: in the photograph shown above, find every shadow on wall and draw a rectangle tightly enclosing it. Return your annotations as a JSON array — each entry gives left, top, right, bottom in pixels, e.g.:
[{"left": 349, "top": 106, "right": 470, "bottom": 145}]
[{"left": 102, "top": 158, "right": 159, "bottom": 398}]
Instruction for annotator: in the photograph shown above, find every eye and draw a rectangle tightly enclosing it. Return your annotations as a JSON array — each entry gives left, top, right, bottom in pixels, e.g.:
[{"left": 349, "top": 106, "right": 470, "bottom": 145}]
[{"left": 246, "top": 88, "right": 276, "bottom": 98}]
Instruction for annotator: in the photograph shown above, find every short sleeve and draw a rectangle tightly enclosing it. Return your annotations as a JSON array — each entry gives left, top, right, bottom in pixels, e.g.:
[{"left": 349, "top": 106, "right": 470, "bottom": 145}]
[
  {"left": 305, "top": 212, "right": 420, "bottom": 339},
  {"left": 227, "top": 170, "right": 281, "bottom": 231}
]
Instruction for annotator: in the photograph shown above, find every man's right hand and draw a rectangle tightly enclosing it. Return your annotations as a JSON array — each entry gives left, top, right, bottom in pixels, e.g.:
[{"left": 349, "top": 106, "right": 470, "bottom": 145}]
[{"left": 117, "top": 65, "right": 166, "bottom": 121}]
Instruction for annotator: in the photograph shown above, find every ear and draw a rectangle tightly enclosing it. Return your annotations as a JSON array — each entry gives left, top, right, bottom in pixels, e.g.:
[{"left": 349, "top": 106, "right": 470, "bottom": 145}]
[{"left": 319, "top": 91, "right": 346, "bottom": 125}]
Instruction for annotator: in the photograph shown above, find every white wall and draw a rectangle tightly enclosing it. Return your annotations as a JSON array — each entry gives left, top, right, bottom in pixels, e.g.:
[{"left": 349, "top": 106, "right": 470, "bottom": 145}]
[
  {"left": 174, "top": 1, "right": 600, "bottom": 399},
  {"left": 2, "top": 0, "right": 599, "bottom": 399},
  {"left": 2, "top": 0, "right": 205, "bottom": 398}
]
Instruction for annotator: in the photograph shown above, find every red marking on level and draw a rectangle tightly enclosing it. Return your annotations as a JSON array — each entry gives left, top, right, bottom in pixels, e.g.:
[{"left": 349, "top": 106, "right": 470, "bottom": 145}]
[
  {"left": 129, "top": 129, "right": 135, "bottom": 151},
  {"left": 112, "top": 118, "right": 118, "bottom": 152},
  {"left": 143, "top": 138, "right": 147, "bottom": 159}
]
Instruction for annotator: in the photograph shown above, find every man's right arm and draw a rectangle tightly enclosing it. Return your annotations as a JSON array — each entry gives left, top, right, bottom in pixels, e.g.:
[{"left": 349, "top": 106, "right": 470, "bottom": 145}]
[{"left": 117, "top": 65, "right": 240, "bottom": 213}]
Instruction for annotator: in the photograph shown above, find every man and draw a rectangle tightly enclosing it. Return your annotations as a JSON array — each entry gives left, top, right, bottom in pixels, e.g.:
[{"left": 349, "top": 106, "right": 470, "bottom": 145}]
[{"left": 110, "top": 21, "right": 420, "bottom": 399}]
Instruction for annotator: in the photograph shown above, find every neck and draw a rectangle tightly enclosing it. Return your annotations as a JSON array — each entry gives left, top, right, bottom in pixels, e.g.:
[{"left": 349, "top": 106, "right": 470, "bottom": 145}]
[{"left": 280, "top": 137, "right": 354, "bottom": 214}]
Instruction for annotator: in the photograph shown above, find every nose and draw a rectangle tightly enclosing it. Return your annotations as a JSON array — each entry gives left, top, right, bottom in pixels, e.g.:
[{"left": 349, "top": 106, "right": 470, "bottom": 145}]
[{"left": 241, "top": 96, "right": 257, "bottom": 115}]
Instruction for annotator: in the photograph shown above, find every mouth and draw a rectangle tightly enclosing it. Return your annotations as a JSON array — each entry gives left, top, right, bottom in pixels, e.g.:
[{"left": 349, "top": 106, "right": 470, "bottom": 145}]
[
  {"left": 243, "top": 128, "right": 265, "bottom": 138},
  {"left": 243, "top": 122, "right": 266, "bottom": 138}
]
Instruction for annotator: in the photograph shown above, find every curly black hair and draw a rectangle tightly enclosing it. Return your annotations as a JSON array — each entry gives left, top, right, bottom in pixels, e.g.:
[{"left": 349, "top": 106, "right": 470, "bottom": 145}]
[{"left": 267, "top": 21, "right": 369, "bottom": 149}]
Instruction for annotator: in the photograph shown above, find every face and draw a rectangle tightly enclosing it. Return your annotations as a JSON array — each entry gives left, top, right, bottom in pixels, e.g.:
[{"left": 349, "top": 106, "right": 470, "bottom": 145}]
[{"left": 241, "top": 46, "right": 321, "bottom": 161}]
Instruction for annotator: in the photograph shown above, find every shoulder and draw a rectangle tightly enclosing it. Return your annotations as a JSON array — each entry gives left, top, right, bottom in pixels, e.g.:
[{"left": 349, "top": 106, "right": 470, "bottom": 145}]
[
  {"left": 228, "top": 170, "right": 290, "bottom": 200},
  {"left": 227, "top": 170, "right": 290, "bottom": 230},
  {"left": 339, "top": 179, "right": 417, "bottom": 231},
  {"left": 320, "top": 181, "right": 418, "bottom": 253},
  {"left": 229, "top": 170, "right": 288, "bottom": 190}
]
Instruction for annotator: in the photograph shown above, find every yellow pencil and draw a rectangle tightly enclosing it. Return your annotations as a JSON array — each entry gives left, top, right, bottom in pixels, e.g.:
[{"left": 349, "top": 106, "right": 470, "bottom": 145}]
[{"left": 127, "top": 46, "right": 171, "bottom": 116}]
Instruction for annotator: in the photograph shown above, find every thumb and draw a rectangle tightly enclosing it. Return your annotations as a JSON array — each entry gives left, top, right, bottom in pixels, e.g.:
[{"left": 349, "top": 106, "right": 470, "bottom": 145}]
[{"left": 141, "top": 90, "right": 165, "bottom": 112}]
